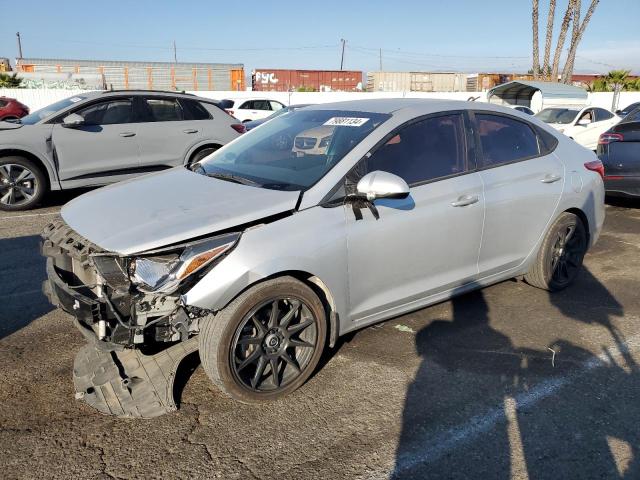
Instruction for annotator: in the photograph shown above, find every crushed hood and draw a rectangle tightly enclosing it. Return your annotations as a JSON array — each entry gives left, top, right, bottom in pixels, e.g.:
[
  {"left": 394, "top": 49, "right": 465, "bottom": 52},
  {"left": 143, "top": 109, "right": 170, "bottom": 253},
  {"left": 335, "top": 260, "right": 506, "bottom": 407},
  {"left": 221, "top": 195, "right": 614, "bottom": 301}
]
[{"left": 61, "top": 167, "right": 300, "bottom": 255}]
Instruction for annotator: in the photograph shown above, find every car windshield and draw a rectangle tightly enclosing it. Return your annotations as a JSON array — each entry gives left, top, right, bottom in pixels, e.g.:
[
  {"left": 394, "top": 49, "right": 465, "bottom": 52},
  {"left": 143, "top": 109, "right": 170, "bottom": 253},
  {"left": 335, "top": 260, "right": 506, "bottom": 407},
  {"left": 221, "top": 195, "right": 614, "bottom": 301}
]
[
  {"left": 535, "top": 108, "right": 580, "bottom": 124},
  {"left": 19, "top": 95, "right": 87, "bottom": 125},
  {"left": 198, "top": 109, "right": 391, "bottom": 191}
]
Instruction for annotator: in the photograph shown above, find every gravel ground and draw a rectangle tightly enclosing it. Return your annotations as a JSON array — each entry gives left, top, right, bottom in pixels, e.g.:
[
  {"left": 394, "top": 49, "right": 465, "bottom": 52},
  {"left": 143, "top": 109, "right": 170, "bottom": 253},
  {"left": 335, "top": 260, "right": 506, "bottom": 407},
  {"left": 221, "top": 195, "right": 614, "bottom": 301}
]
[{"left": 1, "top": 191, "right": 639, "bottom": 480}]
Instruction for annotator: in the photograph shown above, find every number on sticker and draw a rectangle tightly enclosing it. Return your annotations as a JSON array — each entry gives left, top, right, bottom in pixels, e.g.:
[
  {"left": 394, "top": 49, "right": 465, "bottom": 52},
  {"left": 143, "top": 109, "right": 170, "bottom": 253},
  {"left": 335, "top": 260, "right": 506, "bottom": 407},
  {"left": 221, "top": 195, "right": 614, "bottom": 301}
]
[{"left": 324, "top": 117, "right": 369, "bottom": 127}]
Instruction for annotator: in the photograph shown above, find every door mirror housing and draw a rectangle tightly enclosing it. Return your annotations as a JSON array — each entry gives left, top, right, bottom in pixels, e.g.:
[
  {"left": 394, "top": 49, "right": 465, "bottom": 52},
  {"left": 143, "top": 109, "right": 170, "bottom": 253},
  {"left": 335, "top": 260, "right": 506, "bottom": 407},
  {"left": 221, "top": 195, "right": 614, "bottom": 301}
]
[
  {"left": 356, "top": 171, "right": 410, "bottom": 202},
  {"left": 577, "top": 118, "right": 591, "bottom": 126},
  {"left": 62, "top": 113, "right": 85, "bottom": 128}
]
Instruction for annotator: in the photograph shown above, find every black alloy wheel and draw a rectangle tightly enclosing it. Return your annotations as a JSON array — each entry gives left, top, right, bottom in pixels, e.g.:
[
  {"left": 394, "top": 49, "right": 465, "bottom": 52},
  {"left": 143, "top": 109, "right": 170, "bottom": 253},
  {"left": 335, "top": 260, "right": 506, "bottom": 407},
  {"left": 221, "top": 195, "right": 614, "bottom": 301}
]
[
  {"left": 199, "top": 276, "right": 327, "bottom": 402},
  {"left": 230, "top": 297, "right": 318, "bottom": 392},
  {"left": 525, "top": 212, "right": 588, "bottom": 291}
]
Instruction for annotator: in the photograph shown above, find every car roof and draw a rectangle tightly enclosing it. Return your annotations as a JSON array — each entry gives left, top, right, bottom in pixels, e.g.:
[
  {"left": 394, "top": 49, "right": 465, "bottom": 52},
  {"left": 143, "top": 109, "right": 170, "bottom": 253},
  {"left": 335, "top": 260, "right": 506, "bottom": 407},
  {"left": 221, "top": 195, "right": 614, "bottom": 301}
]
[{"left": 307, "top": 98, "right": 531, "bottom": 116}]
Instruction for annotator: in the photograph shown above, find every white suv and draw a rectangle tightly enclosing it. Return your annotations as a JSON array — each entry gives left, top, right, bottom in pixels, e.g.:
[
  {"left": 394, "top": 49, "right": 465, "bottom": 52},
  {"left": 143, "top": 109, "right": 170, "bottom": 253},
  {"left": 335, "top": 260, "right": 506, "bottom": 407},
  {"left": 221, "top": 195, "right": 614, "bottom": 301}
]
[{"left": 224, "top": 98, "right": 285, "bottom": 122}]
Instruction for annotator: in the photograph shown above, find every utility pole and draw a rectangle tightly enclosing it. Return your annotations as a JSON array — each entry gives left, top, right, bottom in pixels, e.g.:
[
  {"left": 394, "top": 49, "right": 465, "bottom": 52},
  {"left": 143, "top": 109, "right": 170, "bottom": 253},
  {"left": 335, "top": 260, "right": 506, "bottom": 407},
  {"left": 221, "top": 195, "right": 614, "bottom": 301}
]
[
  {"left": 340, "top": 39, "right": 346, "bottom": 71},
  {"left": 16, "top": 32, "right": 23, "bottom": 60},
  {"left": 173, "top": 40, "right": 177, "bottom": 63},
  {"left": 379, "top": 48, "right": 382, "bottom": 71}
]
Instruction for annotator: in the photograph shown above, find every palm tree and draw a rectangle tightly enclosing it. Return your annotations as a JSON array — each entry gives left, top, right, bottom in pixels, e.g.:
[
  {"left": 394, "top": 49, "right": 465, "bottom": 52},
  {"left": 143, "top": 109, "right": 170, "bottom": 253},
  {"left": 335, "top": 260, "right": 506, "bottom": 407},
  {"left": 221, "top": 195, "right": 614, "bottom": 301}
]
[
  {"left": 0, "top": 73, "right": 22, "bottom": 88},
  {"left": 532, "top": 0, "right": 540, "bottom": 80},
  {"left": 551, "top": 0, "right": 575, "bottom": 81},
  {"left": 542, "top": 0, "right": 557, "bottom": 80},
  {"left": 561, "top": 0, "right": 600, "bottom": 84}
]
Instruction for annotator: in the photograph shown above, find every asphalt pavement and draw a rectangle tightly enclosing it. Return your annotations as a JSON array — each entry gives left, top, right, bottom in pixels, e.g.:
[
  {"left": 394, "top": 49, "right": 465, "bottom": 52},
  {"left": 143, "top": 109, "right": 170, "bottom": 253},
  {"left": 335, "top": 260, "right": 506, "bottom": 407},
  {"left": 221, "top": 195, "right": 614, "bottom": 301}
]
[{"left": 1, "top": 191, "right": 639, "bottom": 480}]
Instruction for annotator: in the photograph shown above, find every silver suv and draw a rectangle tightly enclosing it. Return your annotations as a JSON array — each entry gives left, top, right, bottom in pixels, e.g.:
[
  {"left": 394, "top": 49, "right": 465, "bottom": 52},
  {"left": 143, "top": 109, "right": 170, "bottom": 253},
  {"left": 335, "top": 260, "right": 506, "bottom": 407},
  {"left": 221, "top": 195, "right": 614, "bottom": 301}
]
[
  {"left": 42, "top": 99, "right": 605, "bottom": 418},
  {"left": 0, "top": 90, "right": 243, "bottom": 210}
]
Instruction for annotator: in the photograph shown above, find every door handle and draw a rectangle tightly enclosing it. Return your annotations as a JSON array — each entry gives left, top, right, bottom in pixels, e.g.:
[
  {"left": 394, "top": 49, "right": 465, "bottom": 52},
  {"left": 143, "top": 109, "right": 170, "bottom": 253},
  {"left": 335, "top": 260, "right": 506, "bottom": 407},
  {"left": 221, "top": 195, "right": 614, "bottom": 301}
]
[
  {"left": 119, "top": 132, "right": 136, "bottom": 137},
  {"left": 183, "top": 129, "right": 199, "bottom": 134},
  {"left": 541, "top": 174, "right": 562, "bottom": 184},
  {"left": 451, "top": 195, "right": 479, "bottom": 207}
]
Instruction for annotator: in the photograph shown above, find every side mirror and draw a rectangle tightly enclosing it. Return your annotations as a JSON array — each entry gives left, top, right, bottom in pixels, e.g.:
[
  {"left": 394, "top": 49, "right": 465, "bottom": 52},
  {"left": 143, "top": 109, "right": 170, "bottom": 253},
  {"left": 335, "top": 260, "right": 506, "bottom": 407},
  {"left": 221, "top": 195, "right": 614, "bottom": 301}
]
[
  {"left": 356, "top": 171, "right": 410, "bottom": 202},
  {"left": 62, "top": 113, "right": 85, "bottom": 128},
  {"left": 577, "top": 118, "right": 591, "bottom": 126},
  {"left": 615, "top": 110, "right": 622, "bottom": 115}
]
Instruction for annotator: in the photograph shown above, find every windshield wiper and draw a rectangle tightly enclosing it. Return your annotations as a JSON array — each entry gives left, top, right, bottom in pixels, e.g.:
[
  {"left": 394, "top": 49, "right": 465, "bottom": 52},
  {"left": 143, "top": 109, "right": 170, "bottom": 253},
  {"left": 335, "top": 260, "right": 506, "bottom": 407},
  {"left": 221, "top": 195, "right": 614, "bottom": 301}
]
[{"left": 206, "top": 172, "right": 261, "bottom": 187}]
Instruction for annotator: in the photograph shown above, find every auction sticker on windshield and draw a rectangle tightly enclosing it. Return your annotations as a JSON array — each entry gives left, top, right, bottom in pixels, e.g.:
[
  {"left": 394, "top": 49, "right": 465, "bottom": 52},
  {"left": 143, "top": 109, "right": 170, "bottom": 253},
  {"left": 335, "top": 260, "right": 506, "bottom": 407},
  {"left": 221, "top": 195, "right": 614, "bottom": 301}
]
[{"left": 324, "top": 117, "right": 369, "bottom": 127}]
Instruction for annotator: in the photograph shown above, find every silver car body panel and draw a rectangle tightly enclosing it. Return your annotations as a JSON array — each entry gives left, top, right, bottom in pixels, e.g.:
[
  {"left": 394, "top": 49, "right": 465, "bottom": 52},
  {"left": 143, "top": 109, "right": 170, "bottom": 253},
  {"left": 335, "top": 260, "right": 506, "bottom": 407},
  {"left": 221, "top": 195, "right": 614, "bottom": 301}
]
[
  {"left": 60, "top": 98, "right": 605, "bottom": 339},
  {"left": 60, "top": 167, "right": 300, "bottom": 255}
]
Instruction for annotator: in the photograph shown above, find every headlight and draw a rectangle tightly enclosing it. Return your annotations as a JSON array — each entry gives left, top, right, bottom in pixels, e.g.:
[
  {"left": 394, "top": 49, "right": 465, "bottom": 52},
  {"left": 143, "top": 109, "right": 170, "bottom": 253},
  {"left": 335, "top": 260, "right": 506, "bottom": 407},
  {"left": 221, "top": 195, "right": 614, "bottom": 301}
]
[{"left": 129, "top": 233, "right": 239, "bottom": 293}]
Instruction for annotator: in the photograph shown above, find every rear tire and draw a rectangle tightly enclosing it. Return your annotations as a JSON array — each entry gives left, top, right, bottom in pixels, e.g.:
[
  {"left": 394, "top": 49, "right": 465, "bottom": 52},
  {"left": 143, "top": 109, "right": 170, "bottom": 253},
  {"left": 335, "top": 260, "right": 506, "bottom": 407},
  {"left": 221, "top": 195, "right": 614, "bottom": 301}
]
[
  {"left": 190, "top": 145, "right": 220, "bottom": 164},
  {"left": 0, "top": 156, "right": 47, "bottom": 211},
  {"left": 524, "top": 212, "right": 588, "bottom": 291},
  {"left": 199, "top": 276, "right": 327, "bottom": 403}
]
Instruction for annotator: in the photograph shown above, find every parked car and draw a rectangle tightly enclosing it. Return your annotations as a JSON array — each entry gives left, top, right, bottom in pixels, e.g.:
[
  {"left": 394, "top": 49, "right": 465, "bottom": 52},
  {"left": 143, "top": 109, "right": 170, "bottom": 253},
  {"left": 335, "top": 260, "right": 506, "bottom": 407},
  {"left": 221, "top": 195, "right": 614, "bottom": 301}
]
[
  {"left": 244, "top": 104, "right": 312, "bottom": 131},
  {"left": 0, "top": 90, "right": 244, "bottom": 211},
  {"left": 597, "top": 106, "right": 640, "bottom": 198},
  {"left": 42, "top": 99, "right": 604, "bottom": 417},
  {"left": 0, "top": 96, "right": 29, "bottom": 121},
  {"left": 223, "top": 98, "right": 286, "bottom": 122},
  {"left": 535, "top": 106, "right": 621, "bottom": 150},
  {"left": 615, "top": 102, "right": 640, "bottom": 117},
  {"left": 509, "top": 105, "right": 535, "bottom": 115}
]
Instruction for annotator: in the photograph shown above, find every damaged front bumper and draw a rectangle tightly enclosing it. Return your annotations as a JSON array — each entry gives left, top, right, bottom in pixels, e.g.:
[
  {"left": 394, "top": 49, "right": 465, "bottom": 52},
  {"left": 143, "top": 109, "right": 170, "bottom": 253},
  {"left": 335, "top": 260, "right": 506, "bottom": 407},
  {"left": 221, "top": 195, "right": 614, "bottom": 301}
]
[{"left": 41, "top": 219, "right": 207, "bottom": 418}]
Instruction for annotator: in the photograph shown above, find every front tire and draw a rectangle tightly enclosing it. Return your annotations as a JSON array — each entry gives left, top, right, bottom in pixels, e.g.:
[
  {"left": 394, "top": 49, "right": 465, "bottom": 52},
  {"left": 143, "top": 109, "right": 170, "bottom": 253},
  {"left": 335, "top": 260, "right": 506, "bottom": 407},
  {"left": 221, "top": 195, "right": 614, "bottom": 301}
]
[
  {"left": 524, "top": 212, "right": 588, "bottom": 291},
  {"left": 199, "top": 276, "right": 327, "bottom": 403},
  {"left": 0, "top": 156, "right": 47, "bottom": 211}
]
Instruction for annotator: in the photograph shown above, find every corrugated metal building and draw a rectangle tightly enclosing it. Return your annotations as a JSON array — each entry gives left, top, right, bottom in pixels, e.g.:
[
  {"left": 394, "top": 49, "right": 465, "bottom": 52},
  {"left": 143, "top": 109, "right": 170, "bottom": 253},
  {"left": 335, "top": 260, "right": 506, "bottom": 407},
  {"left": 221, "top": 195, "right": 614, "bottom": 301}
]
[
  {"left": 487, "top": 80, "right": 588, "bottom": 112},
  {"left": 252, "top": 69, "right": 363, "bottom": 92},
  {"left": 16, "top": 58, "right": 245, "bottom": 91},
  {"left": 367, "top": 72, "right": 468, "bottom": 92}
]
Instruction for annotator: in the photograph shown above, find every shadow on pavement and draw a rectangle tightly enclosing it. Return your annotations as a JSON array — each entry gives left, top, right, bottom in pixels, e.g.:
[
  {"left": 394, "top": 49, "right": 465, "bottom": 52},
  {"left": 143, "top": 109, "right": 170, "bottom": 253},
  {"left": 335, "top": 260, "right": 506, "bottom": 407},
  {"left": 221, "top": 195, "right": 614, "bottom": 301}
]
[
  {"left": 606, "top": 196, "right": 640, "bottom": 209},
  {"left": 39, "top": 187, "right": 95, "bottom": 208},
  {"left": 0, "top": 235, "right": 52, "bottom": 339},
  {"left": 392, "top": 269, "right": 640, "bottom": 479}
]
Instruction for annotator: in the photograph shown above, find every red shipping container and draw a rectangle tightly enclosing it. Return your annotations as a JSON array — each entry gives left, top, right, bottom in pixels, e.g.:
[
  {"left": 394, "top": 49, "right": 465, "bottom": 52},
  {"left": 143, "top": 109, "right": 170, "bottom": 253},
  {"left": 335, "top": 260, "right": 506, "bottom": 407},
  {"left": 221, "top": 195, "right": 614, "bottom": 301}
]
[{"left": 253, "top": 69, "right": 363, "bottom": 92}]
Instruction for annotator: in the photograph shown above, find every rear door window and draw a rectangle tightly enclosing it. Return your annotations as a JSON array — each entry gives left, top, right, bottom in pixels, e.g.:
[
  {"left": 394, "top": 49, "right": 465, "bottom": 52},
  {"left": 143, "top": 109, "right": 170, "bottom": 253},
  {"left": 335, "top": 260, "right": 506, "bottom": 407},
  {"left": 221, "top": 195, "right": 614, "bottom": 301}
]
[
  {"left": 270, "top": 101, "right": 284, "bottom": 111},
  {"left": 76, "top": 98, "right": 134, "bottom": 125},
  {"left": 144, "top": 98, "right": 185, "bottom": 122},
  {"left": 475, "top": 114, "right": 540, "bottom": 167},
  {"left": 252, "top": 100, "right": 272, "bottom": 111},
  {"left": 364, "top": 113, "right": 467, "bottom": 186},
  {"left": 594, "top": 108, "right": 614, "bottom": 122}
]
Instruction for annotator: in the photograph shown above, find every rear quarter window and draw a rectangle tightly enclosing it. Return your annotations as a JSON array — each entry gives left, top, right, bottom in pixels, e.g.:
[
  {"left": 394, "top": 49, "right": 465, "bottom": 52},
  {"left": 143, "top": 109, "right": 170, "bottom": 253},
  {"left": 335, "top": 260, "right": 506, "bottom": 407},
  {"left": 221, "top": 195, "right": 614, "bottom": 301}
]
[
  {"left": 181, "top": 99, "right": 212, "bottom": 120},
  {"left": 476, "top": 113, "right": 540, "bottom": 167}
]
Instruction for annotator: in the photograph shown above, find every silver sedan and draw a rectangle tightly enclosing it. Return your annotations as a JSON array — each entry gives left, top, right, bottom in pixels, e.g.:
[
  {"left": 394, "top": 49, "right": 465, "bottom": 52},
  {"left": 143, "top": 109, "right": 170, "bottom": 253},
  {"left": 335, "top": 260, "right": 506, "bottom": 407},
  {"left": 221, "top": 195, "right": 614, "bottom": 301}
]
[{"left": 43, "top": 98, "right": 605, "bottom": 417}]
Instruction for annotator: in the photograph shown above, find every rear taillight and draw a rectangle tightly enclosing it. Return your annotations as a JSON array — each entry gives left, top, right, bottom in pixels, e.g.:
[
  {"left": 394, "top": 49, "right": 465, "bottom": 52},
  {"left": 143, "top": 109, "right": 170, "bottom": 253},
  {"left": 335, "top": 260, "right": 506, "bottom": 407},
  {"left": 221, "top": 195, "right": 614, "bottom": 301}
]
[
  {"left": 598, "top": 132, "right": 623, "bottom": 145},
  {"left": 231, "top": 123, "right": 246, "bottom": 134},
  {"left": 584, "top": 159, "right": 605, "bottom": 179}
]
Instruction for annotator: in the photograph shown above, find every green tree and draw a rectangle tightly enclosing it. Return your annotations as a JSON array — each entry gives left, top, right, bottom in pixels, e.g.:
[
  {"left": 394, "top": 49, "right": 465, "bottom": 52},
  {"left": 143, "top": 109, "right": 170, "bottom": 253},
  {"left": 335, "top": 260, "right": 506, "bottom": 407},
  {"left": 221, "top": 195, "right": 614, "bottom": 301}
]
[{"left": 0, "top": 73, "right": 22, "bottom": 88}]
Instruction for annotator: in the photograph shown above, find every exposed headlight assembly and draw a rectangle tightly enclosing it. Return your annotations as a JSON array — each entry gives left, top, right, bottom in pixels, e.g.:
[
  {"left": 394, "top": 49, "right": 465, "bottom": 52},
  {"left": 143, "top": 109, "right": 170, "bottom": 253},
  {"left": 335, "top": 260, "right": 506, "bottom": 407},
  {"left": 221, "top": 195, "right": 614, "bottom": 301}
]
[{"left": 129, "top": 233, "right": 240, "bottom": 294}]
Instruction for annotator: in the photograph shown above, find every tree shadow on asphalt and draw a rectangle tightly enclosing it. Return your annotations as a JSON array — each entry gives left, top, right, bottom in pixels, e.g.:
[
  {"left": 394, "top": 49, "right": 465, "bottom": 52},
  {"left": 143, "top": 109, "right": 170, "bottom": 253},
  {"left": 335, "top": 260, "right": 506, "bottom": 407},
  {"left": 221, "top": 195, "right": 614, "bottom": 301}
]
[
  {"left": 392, "top": 269, "right": 640, "bottom": 479},
  {"left": 0, "top": 235, "right": 53, "bottom": 340}
]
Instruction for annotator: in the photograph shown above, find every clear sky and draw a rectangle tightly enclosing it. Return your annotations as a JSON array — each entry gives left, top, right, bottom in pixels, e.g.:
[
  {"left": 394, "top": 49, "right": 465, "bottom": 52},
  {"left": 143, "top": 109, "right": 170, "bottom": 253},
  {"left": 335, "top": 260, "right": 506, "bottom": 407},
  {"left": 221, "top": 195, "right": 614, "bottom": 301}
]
[{"left": 1, "top": 0, "right": 638, "bottom": 74}]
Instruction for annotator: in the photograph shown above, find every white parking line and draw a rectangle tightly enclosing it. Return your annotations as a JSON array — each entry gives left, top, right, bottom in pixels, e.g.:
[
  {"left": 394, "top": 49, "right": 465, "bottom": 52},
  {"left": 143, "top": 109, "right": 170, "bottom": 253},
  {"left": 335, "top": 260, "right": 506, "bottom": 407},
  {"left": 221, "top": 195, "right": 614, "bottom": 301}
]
[
  {"left": 361, "top": 331, "right": 640, "bottom": 480},
  {"left": 1, "top": 211, "right": 59, "bottom": 220}
]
